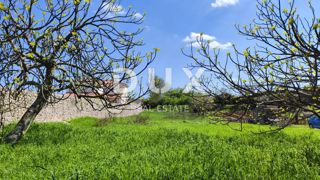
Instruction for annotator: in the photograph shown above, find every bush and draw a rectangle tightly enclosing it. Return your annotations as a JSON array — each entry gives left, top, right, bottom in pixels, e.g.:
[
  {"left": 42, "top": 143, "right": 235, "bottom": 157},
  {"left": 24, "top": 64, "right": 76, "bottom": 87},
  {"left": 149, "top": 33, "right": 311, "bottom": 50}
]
[
  {"left": 134, "top": 114, "right": 150, "bottom": 124},
  {"left": 143, "top": 88, "right": 237, "bottom": 115},
  {"left": 143, "top": 88, "right": 193, "bottom": 108}
]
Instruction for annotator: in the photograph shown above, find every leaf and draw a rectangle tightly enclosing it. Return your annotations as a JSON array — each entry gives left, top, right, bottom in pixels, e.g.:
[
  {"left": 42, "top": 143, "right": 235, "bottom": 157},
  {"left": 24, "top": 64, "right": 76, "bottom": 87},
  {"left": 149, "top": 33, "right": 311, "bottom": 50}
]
[
  {"left": 313, "top": 24, "right": 320, "bottom": 30},
  {"left": 3, "top": 15, "right": 10, "bottom": 21},
  {"left": 154, "top": 48, "right": 160, "bottom": 53},
  {"left": 26, "top": 53, "right": 34, "bottom": 59},
  {"left": 269, "top": 79, "right": 274, "bottom": 84},
  {"left": 30, "top": 42, "right": 36, "bottom": 47},
  {"left": 0, "top": 2, "right": 6, "bottom": 11},
  {"left": 270, "top": 25, "right": 276, "bottom": 31},
  {"left": 288, "top": 18, "right": 294, "bottom": 26},
  {"left": 282, "top": 8, "right": 288, "bottom": 13},
  {"left": 73, "top": 0, "right": 81, "bottom": 5},
  {"left": 243, "top": 49, "right": 249, "bottom": 57}
]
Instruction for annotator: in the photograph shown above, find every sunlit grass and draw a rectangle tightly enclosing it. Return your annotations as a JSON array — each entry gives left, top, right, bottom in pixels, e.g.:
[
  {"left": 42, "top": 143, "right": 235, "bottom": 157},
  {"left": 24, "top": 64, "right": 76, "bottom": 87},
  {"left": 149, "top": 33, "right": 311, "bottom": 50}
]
[{"left": 0, "top": 111, "right": 320, "bottom": 179}]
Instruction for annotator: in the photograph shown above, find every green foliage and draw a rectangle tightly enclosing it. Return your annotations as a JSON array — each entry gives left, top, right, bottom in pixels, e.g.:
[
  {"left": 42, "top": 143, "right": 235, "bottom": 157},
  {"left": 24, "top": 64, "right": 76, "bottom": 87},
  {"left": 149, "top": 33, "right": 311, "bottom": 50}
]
[
  {"left": 161, "top": 89, "right": 192, "bottom": 106},
  {"left": 144, "top": 88, "right": 193, "bottom": 108},
  {"left": 1, "top": 112, "right": 320, "bottom": 179},
  {"left": 144, "top": 82, "right": 235, "bottom": 115},
  {"left": 133, "top": 114, "right": 150, "bottom": 124},
  {"left": 144, "top": 76, "right": 166, "bottom": 108}
]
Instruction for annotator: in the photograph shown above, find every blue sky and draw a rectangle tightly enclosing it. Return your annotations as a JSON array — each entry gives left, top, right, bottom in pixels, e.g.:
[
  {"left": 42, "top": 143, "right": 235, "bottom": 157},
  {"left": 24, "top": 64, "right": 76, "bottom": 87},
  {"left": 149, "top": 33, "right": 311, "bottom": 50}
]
[
  {"left": 117, "top": 0, "right": 313, "bottom": 89},
  {"left": 118, "top": 0, "right": 256, "bottom": 88}
]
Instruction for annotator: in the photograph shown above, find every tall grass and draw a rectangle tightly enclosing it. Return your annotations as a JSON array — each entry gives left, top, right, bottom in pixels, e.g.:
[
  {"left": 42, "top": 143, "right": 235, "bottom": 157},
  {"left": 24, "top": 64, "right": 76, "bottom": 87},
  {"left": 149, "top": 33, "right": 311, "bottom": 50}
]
[{"left": 0, "top": 112, "right": 320, "bottom": 179}]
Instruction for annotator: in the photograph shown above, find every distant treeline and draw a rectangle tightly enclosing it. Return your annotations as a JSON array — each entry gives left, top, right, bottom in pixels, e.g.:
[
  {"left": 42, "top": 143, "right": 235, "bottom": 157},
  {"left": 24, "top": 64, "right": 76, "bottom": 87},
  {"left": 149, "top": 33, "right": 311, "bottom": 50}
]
[{"left": 143, "top": 88, "right": 235, "bottom": 114}]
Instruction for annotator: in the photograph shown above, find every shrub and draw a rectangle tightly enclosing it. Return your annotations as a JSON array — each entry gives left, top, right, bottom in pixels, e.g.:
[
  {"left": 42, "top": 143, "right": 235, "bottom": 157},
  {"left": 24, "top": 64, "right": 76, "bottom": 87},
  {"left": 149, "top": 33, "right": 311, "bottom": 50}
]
[{"left": 134, "top": 114, "right": 150, "bottom": 124}]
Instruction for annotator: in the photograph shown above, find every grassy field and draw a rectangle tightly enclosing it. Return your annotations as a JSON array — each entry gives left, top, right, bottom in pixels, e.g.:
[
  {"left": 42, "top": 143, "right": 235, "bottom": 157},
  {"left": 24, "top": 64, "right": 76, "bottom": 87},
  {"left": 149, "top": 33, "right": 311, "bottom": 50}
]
[{"left": 1, "top": 112, "right": 320, "bottom": 179}]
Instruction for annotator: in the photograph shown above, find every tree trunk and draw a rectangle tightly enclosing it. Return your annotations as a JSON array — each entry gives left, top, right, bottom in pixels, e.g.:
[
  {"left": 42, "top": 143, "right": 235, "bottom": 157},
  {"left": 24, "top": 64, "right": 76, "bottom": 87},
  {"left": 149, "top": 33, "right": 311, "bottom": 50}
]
[
  {"left": 2, "top": 91, "right": 49, "bottom": 144},
  {"left": 3, "top": 65, "right": 55, "bottom": 144}
]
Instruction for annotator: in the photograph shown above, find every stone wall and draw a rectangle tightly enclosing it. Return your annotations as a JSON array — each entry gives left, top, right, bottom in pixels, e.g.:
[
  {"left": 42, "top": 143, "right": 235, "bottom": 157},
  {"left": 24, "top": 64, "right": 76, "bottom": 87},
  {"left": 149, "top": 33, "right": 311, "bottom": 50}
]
[{"left": 2, "top": 92, "right": 142, "bottom": 123}]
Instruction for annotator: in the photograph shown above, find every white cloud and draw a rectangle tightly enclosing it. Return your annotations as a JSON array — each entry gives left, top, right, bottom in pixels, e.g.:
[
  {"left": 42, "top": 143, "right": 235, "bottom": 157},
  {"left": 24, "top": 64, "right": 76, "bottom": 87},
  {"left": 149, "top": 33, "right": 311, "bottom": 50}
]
[
  {"left": 183, "top": 32, "right": 232, "bottom": 50},
  {"left": 103, "top": 3, "right": 126, "bottom": 15},
  {"left": 133, "top": 13, "right": 143, "bottom": 19},
  {"left": 211, "top": 0, "right": 239, "bottom": 8},
  {"left": 103, "top": 3, "right": 143, "bottom": 19}
]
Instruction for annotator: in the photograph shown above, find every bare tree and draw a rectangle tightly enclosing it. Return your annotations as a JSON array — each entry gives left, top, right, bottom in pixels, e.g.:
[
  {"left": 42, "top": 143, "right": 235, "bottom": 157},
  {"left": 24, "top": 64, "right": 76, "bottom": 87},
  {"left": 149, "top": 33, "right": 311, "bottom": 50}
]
[
  {"left": 0, "top": 0, "right": 157, "bottom": 144},
  {"left": 183, "top": 0, "right": 320, "bottom": 129}
]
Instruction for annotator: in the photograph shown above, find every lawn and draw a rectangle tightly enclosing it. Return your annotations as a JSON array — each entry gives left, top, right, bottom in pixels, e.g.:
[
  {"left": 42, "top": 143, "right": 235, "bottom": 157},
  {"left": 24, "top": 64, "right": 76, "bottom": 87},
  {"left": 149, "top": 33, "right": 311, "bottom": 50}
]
[{"left": 1, "top": 112, "right": 320, "bottom": 179}]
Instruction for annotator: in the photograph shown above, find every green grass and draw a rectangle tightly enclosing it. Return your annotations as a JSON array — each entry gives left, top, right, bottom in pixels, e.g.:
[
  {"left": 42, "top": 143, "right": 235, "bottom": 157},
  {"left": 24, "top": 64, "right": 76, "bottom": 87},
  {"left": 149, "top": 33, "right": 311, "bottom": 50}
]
[{"left": 1, "top": 112, "right": 320, "bottom": 179}]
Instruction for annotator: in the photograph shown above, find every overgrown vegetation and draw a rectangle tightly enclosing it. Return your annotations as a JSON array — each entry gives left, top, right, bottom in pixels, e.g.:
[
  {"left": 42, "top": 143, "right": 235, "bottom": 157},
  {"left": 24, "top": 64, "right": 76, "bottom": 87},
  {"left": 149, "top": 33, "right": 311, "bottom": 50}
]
[
  {"left": 184, "top": 0, "right": 320, "bottom": 128},
  {"left": 143, "top": 86, "right": 224, "bottom": 114},
  {"left": 145, "top": 88, "right": 189, "bottom": 106},
  {"left": 1, "top": 112, "right": 320, "bottom": 179}
]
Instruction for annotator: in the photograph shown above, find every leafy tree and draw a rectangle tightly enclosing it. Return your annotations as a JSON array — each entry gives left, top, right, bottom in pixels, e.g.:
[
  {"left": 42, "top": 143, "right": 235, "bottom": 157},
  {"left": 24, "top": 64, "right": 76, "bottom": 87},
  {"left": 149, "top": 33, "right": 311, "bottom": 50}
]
[
  {"left": 161, "top": 88, "right": 192, "bottom": 106},
  {"left": 184, "top": 0, "right": 320, "bottom": 128},
  {"left": 0, "top": 0, "right": 156, "bottom": 143},
  {"left": 144, "top": 86, "right": 213, "bottom": 114},
  {"left": 143, "top": 76, "right": 165, "bottom": 108}
]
